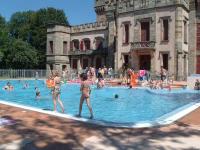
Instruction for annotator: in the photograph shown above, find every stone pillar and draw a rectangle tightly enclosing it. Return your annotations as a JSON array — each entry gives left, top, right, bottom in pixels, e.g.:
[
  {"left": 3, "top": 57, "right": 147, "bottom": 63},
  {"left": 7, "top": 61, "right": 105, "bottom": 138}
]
[
  {"left": 150, "top": 52, "right": 156, "bottom": 73},
  {"left": 132, "top": 51, "right": 139, "bottom": 70},
  {"left": 189, "top": 0, "right": 197, "bottom": 75},
  {"left": 46, "top": 64, "right": 51, "bottom": 76},
  {"left": 175, "top": 7, "right": 184, "bottom": 80},
  {"left": 46, "top": 64, "right": 50, "bottom": 71},
  {"left": 106, "top": 11, "right": 116, "bottom": 70},
  {"left": 150, "top": 16, "right": 156, "bottom": 42},
  {"left": 177, "top": 53, "right": 184, "bottom": 80},
  {"left": 77, "top": 58, "right": 82, "bottom": 73},
  {"left": 183, "top": 53, "right": 188, "bottom": 80}
]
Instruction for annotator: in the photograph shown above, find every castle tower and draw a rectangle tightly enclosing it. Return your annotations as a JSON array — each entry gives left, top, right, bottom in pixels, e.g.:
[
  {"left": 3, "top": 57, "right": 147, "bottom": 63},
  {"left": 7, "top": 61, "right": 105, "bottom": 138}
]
[
  {"left": 46, "top": 24, "right": 71, "bottom": 72},
  {"left": 95, "top": 0, "right": 107, "bottom": 22}
]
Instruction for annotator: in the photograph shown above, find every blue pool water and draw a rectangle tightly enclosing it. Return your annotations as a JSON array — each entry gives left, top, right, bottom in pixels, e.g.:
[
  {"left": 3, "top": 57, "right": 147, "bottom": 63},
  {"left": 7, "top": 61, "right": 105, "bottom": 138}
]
[{"left": 0, "top": 80, "right": 200, "bottom": 124}]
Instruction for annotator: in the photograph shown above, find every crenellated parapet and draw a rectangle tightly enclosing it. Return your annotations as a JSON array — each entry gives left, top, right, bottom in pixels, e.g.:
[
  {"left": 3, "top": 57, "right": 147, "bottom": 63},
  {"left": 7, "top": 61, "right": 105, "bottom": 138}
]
[
  {"left": 94, "top": 0, "right": 189, "bottom": 15},
  {"left": 71, "top": 21, "right": 108, "bottom": 33},
  {"left": 95, "top": 0, "right": 106, "bottom": 7}
]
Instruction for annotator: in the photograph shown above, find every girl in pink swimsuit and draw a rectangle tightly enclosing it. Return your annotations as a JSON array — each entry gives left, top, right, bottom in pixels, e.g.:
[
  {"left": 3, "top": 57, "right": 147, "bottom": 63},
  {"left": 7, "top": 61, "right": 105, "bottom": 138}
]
[{"left": 78, "top": 73, "right": 94, "bottom": 119}]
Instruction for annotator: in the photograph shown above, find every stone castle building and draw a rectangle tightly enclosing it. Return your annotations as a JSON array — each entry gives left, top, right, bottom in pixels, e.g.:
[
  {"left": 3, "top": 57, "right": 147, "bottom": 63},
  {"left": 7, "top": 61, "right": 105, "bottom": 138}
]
[
  {"left": 46, "top": 0, "right": 199, "bottom": 80},
  {"left": 189, "top": 0, "right": 200, "bottom": 75}
]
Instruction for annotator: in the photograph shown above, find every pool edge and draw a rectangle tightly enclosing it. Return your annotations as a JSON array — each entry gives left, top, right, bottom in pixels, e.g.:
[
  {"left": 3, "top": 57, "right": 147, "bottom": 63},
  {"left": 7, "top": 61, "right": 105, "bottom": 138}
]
[{"left": 0, "top": 100, "right": 200, "bottom": 128}]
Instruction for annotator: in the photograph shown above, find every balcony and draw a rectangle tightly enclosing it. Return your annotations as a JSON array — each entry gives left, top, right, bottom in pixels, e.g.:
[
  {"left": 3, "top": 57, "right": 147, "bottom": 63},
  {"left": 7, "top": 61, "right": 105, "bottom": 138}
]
[
  {"left": 68, "top": 48, "right": 108, "bottom": 56},
  {"left": 131, "top": 41, "right": 156, "bottom": 50}
]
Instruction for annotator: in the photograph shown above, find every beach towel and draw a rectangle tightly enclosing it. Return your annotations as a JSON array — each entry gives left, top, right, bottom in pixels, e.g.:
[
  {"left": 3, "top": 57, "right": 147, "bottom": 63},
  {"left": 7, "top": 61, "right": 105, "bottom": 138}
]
[{"left": 0, "top": 118, "right": 16, "bottom": 127}]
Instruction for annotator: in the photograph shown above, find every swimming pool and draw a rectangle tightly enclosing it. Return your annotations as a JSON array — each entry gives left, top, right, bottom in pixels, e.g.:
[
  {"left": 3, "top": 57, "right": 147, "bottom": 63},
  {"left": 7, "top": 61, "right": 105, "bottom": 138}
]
[{"left": 0, "top": 80, "right": 200, "bottom": 128}]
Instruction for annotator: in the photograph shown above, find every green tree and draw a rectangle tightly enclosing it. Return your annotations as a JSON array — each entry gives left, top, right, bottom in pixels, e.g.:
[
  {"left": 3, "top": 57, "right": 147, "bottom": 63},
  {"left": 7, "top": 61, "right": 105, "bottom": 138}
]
[
  {"left": 0, "top": 15, "right": 7, "bottom": 62},
  {"left": 8, "top": 8, "right": 69, "bottom": 69},
  {"left": 3, "top": 38, "right": 39, "bottom": 69}
]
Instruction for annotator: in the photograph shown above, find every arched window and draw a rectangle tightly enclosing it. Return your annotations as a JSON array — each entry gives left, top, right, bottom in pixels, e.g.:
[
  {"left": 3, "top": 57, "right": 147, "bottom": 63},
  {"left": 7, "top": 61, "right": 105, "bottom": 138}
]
[
  {"left": 95, "top": 37, "right": 104, "bottom": 50},
  {"left": 83, "top": 38, "right": 91, "bottom": 50},
  {"left": 72, "top": 39, "right": 79, "bottom": 50}
]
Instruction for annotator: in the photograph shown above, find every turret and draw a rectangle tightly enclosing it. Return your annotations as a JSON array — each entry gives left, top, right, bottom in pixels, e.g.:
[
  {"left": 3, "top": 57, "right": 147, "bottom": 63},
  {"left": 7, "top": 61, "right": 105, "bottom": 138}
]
[{"left": 95, "top": 0, "right": 107, "bottom": 22}]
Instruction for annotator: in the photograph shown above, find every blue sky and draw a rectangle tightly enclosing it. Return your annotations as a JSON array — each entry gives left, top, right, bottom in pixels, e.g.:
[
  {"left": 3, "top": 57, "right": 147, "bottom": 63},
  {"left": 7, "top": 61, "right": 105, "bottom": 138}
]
[{"left": 0, "top": 0, "right": 96, "bottom": 25}]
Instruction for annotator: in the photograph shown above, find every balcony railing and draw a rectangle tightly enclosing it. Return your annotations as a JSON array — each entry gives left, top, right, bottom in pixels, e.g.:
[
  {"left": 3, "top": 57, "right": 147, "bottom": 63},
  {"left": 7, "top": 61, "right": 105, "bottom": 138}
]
[
  {"left": 68, "top": 48, "right": 108, "bottom": 56},
  {"left": 131, "top": 41, "right": 156, "bottom": 50}
]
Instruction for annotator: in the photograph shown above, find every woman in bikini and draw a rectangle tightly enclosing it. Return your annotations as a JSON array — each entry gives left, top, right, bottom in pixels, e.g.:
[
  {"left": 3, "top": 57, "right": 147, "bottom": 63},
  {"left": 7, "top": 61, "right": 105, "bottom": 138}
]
[
  {"left": 52, "top": 71, "right": 64, "bottom": 113},
  {"left": 78, "top": 73, "right": 94, "bottom": 119}
]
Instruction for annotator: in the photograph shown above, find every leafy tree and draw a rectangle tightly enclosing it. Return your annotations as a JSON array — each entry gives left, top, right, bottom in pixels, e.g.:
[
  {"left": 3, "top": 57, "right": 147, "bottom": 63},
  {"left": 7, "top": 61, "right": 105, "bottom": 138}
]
[
  {"left": 0, "top": 15, "right": 7, "bottom": 62},
  {"left": 0, "top": 8, "right": 69, "bottom": 69},
  {"left": 8, "top": 8, "right": 69, "bottom": 69},
  {"left": 9, "top": 11, "right": 35, "bottom": 40},
  {"left": 2, "top": 38, "right": 39, "bottom": 69},
  {"left": 0, "top": 14, "right": 6, "bottom": 27}
]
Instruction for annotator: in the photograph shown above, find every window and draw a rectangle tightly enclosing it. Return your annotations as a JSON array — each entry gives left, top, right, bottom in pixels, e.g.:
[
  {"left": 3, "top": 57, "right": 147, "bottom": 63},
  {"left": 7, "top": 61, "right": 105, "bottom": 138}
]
[
  {"left": 84, "top": 39, "right": 91, "bottom": 50},
  {"left": 63, "top": 41, "right": 67, "bottom": 54},
  {"left": 197, "top": 56, "right": 200, "bottom": 74},
  {"left": 141, "top": 22, "right": 150, "bottom": 41},
  {"left": 96, "top": 40, "right": 103, "bottom": 49},
  {"left": 124, "top": 55, "right": 129, "bottom": 64},
  {"left": 73, "top": 40, "right": 79, "bottom": 50},
  {"left": 197, "top": 23, "right": 200, "bottom": 50},
  {"left": 162, "top": 19, "right": 169, "bottom": 41},
  {"left": 72, "top": 59, "right": 78, "bottom": 69},
  {"left": 49, "top": 41, "right": 53, "bottom": 54},
  {"left": 62, "top": 65, "right": 67, "bottom": 71},
  {"left": 95, "top": 37, "right": 104, "bottom": 49},
  {"left": 162, "top": 54, "right": 169, "bottom": 70},
  {"left": 141, "top": 0, "right": 148, "bottom": 8},
  {"left": 123, "top": 24, "right": 129, "bottom": 44},
  {"left": 184, "top": 20, "right": 188, "bottom": 44}
]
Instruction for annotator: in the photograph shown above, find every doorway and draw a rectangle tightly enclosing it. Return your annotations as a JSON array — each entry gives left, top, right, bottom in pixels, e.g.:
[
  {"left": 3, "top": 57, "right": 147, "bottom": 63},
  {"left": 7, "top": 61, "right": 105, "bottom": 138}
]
[
  {"left": 197, "top": 56, "right": 200, "bottom": 74},
  {"left": 82, "top": 58, "right": 89, "bottom": 69},
  {"left": 62, "top": 65, "right": 67, "bottom": 71},
  {"left": 139, "top": 55, "right": 151, "bottom": 70},
  {"left": 72, "top": 59, "right": 78, "bottom": 69},
  {"left": 96, "top": 57, "right": 102, "bottom": 69},
  {"left": 162, "top": 53, "right": 169, "bottom": 70}
]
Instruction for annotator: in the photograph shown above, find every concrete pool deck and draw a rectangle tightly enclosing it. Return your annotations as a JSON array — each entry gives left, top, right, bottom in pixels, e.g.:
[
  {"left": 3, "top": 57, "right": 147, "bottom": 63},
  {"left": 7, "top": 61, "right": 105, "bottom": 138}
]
[{"left": 0, "top": 104, "right": 200, "bottom": 150}]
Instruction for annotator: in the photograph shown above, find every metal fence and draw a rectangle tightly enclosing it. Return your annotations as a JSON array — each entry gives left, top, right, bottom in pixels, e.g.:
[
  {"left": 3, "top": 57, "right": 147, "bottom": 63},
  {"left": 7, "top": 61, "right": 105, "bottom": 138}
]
[
  {"left": 0, "top": 69, "right": 47, "bottom": 79},
  {"left": 0, "top": 69, "right": 173, "bottom": 82},
  {"left": 0, "top": 69, "right": 122, "bottom": 80}
]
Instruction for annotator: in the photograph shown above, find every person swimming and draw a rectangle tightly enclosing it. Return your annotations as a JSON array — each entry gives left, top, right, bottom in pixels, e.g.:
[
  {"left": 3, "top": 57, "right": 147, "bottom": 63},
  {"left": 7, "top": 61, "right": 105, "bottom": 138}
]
[
  {"left": 114, "top": 94, "right": 119, "bottom": 99},
  {"left": 35, "top": 87, "right": 41, "bottom": 99},
  {"left": 3, "top": 82, "right": 14, "bottom": 91},
  {"left": 23, "top": 81, "right": 29, "bottom": 89}
]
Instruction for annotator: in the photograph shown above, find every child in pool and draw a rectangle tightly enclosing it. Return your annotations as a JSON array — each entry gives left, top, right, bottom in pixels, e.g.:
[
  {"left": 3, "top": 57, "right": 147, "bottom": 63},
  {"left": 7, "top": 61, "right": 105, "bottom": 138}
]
[
  {"left": 114, "top": 94, "right": 119, "bottom": 99},
  {"left": 35, "top": 87, "right": 41, "bottom": 99},
  {"left": 78, "top": 73, "right": 94, "bottom": 119}
]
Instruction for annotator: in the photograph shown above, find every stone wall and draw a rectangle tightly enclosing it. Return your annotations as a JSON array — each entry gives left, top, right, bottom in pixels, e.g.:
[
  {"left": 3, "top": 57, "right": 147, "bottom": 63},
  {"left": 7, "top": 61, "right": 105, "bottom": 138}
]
[
  {"left": 71, "top": 22, "right": 108, "bottom": 33},
  {"left": 46, "top": 25, "right": 71, "bottom": 71}
]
